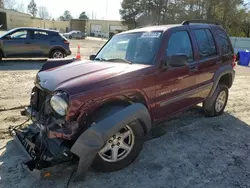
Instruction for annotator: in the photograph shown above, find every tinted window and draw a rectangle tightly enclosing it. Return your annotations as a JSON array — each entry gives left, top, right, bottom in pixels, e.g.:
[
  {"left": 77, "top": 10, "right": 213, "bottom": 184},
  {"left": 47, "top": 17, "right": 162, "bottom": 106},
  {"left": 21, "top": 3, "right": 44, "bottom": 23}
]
[
  {"left": 33, "top": 31, "right": 50, "bottom": 39},
  {"left": 194, "top": 29, "right": 217, "bottom": 58},
  {"left": 10, "top": 30, "right": 28, "bottom": 39},
  {"left": 166, "top": 31, "right": 193, "bottom": 62},
  {"left": 216, "top": 28, "right": 232, "bottom": 55},
  {"left": 205, "top": 29, "right": 216, "bottom": 55}
]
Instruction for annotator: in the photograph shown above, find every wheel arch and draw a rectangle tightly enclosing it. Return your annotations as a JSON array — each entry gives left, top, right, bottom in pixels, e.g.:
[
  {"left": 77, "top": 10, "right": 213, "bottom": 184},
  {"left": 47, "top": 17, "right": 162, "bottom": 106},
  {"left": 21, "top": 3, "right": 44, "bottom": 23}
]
[
  {"left": 208, "top": 64, "right": 235, "bottom": 98},
  {"left": 78, "top": 92, "right": 151, "bottom": 135},
  {"left": 49, "top": 46, "right": 67, "bottom": 57}
]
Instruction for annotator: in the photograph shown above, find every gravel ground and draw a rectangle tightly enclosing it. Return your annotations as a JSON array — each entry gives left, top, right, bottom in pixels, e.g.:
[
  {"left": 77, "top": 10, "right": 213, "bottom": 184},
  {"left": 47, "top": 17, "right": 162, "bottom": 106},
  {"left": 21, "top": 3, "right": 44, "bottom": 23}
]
[{"left": 1, "top": 43, "right": 250, "bottom": 187}]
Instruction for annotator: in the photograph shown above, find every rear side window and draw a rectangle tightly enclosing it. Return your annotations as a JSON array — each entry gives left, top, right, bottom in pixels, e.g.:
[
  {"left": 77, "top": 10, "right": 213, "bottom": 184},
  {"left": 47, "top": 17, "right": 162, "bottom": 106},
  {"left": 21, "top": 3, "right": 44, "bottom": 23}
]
[
  {"left": 33, "top": 31, "right": 50, "bottom": 39},
  {"left": 194, "top": 29, "right": 217, "bottom": 58},
  {"left": 216, "top": 28, "right": 233, "bottom": 55},
  {"left": 166, "top": 31, "right": 193, "bottom": 62}
]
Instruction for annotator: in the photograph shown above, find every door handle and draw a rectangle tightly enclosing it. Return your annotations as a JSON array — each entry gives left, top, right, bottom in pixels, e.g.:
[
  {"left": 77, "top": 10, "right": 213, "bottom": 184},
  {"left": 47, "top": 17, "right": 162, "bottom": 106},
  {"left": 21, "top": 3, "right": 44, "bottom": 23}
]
[{"left": 25, "top": 42, "right": 31, "bottom": 44}]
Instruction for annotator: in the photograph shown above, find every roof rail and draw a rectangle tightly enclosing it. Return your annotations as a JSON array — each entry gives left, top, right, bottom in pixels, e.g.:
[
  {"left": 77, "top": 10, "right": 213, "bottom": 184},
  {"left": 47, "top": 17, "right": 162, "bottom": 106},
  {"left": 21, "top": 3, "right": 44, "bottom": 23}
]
[{"left": 181, "top": 20, "right": 220, "bottom": 25}]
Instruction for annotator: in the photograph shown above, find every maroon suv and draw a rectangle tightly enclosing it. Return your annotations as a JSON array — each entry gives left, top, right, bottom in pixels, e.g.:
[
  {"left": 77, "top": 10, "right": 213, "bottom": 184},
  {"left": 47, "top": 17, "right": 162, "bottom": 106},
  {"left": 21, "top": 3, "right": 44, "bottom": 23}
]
[{"left": 11, "top": 20, "right": 235, "bottom": 180}]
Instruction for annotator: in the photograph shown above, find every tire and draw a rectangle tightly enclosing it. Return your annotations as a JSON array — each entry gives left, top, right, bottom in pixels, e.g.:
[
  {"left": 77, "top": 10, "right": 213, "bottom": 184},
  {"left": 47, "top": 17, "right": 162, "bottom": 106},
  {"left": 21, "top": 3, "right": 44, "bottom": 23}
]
[
  {"left": 203, "top": 84, "right": 229, "bottom": 117},
  {"left": 89, "top": 104, "right": 145, "bottom": 172},
  {"left": 69, "top": 36, "right": 72, "bottom": 39},
  {"left": 49, "top": 49, "right": 65, "bottom": 59}
]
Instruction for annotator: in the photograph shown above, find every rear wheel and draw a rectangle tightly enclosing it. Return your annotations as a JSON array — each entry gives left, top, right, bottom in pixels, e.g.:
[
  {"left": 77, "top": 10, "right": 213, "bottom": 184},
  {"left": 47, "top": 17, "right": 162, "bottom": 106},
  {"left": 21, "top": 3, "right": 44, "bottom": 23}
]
[
  {"left": 89, "top": 104, "right": 145, "bottom": 172},
  {"left": 203, "top": 84, "right": 229, "bottom": 117},
  {"left": 50, "top": 49, "right": 65, "bottom": 59}
]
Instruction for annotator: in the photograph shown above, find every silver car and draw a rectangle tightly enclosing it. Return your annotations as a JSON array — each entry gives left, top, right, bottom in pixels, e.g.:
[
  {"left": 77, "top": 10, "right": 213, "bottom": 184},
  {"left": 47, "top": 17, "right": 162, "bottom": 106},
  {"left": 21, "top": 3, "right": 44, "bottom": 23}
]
[{"left": 63, "top": 30, "right": 86, "bottom": 39}]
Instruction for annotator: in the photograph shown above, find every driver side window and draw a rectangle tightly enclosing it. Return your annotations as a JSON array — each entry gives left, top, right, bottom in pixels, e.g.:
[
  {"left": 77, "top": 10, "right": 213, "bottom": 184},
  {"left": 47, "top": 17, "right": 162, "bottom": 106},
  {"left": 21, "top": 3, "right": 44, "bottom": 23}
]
[
  {"left": 9, "top": 30, "right": 28, "bottom": 39},
  {"left": 166, "top": 31, "right": 193, "bottom": 63}
]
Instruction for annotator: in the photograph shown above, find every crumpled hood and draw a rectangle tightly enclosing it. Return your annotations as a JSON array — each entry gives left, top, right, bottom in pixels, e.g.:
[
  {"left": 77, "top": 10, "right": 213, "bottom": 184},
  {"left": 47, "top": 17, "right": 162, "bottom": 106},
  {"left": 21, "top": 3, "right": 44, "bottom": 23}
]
[{"left": 36, "top": 60, "right": 149, "bottom": 95}]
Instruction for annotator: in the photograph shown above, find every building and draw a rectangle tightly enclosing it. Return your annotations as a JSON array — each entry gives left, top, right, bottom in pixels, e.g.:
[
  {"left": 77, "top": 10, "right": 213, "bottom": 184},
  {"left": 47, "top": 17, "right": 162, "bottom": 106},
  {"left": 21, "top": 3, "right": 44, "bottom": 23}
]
[
  {"left": 0, "top": 8, "right": 128, "bottom": 37},
  {"left": 70, "top": 19, "right": 128, "bottom": 38},
  {"left": 0, "top": 8, "right": 70, "bottom": 32}
]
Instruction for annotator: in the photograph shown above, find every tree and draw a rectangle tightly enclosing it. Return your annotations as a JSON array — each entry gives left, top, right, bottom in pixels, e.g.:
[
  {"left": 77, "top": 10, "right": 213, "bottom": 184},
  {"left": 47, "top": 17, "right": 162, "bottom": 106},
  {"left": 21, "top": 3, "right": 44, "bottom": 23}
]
[
  {"left": 119, "top": 0, "right": 143, "bottom": 28},
  {"left": 16, "top": 2, "right": 26, "bottom": 13},
  {"left": 79, "top": 11, "right": 89, "bottom": 19},
  {"left": 38, "top": 6, "right": 50, "bottom": 20},
  {"left": 27, "top": 0, "right": 38, "bottom": 17},
  {"left": 59, "top": 10, "right": 73, "bottom": 21},
  {"left": 3, "top": 0, "right": 16, "bottom": 9}
]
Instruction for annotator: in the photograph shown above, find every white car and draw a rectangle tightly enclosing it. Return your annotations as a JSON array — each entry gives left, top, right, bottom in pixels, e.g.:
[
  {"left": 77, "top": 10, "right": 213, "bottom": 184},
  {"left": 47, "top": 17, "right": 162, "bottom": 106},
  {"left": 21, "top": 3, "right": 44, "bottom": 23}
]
[{"left": 63, "top": 30, "right": 86, "bottom": 39}]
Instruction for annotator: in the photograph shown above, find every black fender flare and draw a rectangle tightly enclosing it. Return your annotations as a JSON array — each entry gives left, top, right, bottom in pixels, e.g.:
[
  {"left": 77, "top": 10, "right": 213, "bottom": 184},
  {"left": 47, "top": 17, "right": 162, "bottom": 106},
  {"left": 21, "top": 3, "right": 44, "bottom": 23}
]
[
  {"left": 70, "top": 103, "right": 151, "bottom": 181},
  {"left": 208, "top": 64, "right": 235, "bottom": 98}
]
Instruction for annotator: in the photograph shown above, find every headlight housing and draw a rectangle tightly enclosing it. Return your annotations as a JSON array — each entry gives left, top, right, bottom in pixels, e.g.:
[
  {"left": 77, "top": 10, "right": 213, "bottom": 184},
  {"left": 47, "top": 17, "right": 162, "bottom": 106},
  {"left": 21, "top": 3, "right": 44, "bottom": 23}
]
[{"left": 50, "top": 92, "right": 68, "bottom": 116}]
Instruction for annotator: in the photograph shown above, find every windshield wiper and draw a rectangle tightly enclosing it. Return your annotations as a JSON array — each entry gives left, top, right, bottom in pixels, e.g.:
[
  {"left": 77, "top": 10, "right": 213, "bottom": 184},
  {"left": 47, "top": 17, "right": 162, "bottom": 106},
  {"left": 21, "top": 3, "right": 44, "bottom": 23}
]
[{"left": 106, "top": 58, "right": 132, "bottom": 64}]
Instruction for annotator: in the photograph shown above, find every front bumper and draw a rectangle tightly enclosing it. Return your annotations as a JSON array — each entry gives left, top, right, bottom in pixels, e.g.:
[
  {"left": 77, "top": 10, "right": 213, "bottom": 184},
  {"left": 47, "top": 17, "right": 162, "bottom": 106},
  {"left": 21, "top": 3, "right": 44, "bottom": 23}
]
[
  {"left": 9, "top": 122, "right": 74, "bottom": 180},
  {"left": 66, "top": 49, "right": 72, "bottom": 56}
]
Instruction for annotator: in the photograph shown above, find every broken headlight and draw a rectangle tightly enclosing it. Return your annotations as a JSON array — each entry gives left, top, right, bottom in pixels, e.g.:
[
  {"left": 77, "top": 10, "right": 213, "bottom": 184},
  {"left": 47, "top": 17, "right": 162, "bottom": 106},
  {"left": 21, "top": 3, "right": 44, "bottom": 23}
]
[{"left": 50, "top": 92, "right": 68, "bottom": 116}]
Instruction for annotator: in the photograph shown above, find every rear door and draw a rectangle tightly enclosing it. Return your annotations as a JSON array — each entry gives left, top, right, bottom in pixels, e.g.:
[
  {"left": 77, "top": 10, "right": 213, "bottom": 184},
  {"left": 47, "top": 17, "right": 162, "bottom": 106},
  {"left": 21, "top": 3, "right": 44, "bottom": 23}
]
[
  {"left": 190, "top": 26, "right": 220, "bottom": 99},
  {"left": 154, "top": 27, "right": 200, "bottom": 121},
  {"left": 214, "top": 27, "right": 234, "bottom": 66},
  {"left": 32, "top": 30, "right": 51, "bottom": 57}
]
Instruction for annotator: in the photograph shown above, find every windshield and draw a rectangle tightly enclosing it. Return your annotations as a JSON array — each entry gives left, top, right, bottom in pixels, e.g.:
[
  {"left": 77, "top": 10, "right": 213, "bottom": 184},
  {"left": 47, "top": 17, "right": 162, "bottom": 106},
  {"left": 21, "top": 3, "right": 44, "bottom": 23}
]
[{"left": 95, "top": 31, "right": 163, "bottom": 65}]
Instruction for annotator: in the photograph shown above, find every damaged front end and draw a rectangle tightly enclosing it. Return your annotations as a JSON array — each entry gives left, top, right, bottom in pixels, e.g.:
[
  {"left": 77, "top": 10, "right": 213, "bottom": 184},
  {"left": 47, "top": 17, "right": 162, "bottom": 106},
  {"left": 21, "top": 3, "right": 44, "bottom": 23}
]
[
  {"left": 9, "top": 81, "right": 152, "bottom": 181},
  {"left": 9, "top": 86, "right": 79, "bottom": 179}
]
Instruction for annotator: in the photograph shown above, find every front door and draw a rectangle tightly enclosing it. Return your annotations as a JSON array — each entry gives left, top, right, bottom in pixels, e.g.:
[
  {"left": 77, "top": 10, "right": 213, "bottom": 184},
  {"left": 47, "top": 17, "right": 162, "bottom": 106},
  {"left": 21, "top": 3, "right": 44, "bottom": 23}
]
[
  {"left": 3, "top": 29, "right": 34, "bottom": 57},
  {"left": 154, "top": 29, "right": 199, "bottom": 121}
]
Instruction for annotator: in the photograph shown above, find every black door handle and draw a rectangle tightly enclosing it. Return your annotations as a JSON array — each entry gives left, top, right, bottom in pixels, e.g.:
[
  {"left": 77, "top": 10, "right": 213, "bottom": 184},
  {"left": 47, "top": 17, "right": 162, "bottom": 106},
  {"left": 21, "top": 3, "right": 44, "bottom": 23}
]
[{"left": 25, "top": 42, "right": 31, "bottom": 44}]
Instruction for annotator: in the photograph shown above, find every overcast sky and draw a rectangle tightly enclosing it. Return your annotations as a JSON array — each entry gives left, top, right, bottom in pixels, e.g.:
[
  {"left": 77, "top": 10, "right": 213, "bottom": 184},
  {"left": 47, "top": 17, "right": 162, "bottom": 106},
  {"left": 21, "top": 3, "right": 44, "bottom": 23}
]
[{"left": 20, "top": 0, "right": 122, "bottom": 20}]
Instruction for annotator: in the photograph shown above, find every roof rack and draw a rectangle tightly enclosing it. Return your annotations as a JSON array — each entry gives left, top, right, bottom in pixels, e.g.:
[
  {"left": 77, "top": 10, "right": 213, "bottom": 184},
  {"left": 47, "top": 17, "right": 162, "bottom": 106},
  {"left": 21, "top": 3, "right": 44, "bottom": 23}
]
[{"left": 181, "top": 20, "right": 221, "bottom": 25}]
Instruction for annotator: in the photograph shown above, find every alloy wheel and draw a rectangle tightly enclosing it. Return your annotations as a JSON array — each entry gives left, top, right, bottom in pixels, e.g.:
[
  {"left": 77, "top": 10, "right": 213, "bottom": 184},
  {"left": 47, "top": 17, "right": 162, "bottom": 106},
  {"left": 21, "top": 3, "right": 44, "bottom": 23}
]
[{"left": 98, "top": 125, "right": 135, "bottom": 162}]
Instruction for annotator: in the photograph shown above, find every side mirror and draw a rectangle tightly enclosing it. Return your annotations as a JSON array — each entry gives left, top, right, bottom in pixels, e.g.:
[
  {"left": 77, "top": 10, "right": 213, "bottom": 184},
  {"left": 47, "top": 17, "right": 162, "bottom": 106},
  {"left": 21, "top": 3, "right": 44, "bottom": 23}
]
[
  {"left": 89, "top": 55, "right": 96, "bottom": 60},
  {"left": 167, "top": 54, "right": 188, "bottom": 67}
]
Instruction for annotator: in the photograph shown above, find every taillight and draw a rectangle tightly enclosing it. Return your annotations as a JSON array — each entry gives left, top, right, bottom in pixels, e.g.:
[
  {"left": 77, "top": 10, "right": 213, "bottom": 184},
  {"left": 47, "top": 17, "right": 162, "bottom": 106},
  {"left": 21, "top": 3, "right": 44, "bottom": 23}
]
[{"left": 64, "top": 40, "right": 69, "bottom": 44}]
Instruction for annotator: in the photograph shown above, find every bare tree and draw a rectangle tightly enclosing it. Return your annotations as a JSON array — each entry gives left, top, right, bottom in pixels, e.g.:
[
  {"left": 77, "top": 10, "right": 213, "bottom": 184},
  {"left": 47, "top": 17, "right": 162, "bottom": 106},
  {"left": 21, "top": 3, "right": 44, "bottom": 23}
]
[
  {"left": 16, "top": 2, "right": 26, "bottom": 13},
  {"left": 3, "top": 0, "right": 16, "bottom": 9},
  {"left": 38, "top": 6, "right": 51, "bottom": 20}
]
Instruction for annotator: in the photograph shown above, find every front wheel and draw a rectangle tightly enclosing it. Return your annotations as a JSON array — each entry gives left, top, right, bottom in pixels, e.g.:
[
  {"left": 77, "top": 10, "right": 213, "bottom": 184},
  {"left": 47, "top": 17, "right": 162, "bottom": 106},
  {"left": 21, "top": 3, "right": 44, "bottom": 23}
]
[{"left": 90, "top": 105, "right": 145, "bottom": 172}]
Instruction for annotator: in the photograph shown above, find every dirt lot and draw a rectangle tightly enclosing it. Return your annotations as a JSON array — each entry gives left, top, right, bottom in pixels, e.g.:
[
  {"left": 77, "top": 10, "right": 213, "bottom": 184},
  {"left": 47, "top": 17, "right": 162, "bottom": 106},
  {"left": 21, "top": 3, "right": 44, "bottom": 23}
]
[{"left": 1, "top": 40, "right": 250, "bottom": 188}]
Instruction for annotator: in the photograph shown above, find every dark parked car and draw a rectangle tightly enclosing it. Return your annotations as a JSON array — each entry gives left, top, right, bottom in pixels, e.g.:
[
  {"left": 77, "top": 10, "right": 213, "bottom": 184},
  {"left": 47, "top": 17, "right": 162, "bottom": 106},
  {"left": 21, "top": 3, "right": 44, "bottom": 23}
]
[
  {"left": 0, "top": 27, "right": 71, "bottom": 61},
  {"left": 11, "top": 20, "right": 235, "bottom": 180}
]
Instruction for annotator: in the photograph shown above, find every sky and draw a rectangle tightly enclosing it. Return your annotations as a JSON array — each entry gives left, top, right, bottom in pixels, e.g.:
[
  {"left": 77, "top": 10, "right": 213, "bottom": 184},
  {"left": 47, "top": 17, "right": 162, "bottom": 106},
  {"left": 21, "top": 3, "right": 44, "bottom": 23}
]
[{"left": 20, "top": 0, "right": 123, "bottom": 20}]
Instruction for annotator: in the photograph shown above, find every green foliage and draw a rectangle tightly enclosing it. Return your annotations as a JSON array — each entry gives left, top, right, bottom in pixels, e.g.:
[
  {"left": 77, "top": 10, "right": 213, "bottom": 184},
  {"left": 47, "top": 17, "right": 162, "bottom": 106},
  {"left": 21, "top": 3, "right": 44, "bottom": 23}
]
[
  {"left": 120, "top": 0, "right": 250, "bottom": 37},
  {"left": 27, "top": 0, "right": 37, "bottom": 18},
  {"left": 79, "top": 11, "right": 89, "bottom": 20},
  {"left": 59, "top": 10, "right": 73, "bottom": 21}
]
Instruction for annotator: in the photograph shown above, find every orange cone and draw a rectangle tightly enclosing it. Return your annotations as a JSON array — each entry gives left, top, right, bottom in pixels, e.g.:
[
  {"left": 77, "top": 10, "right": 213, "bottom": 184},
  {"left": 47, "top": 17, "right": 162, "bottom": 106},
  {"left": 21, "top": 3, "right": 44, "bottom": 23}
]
[{"left": 76, "top": 45, "right": 81, "bottom": 60}]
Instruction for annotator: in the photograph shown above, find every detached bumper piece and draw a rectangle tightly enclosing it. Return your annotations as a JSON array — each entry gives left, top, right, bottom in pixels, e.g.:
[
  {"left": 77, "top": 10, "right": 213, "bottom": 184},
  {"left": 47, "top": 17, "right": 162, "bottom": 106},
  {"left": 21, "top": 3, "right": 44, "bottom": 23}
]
[{"left": 10, "top": 124, "right": 74, "bottom": 180}]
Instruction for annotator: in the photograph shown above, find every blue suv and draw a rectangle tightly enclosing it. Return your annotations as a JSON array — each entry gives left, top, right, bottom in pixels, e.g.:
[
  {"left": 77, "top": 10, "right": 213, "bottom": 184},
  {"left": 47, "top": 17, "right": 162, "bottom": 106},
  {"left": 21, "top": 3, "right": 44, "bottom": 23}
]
[{"left": 0, "top": 27, "right": 71, "bottom": 61}]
